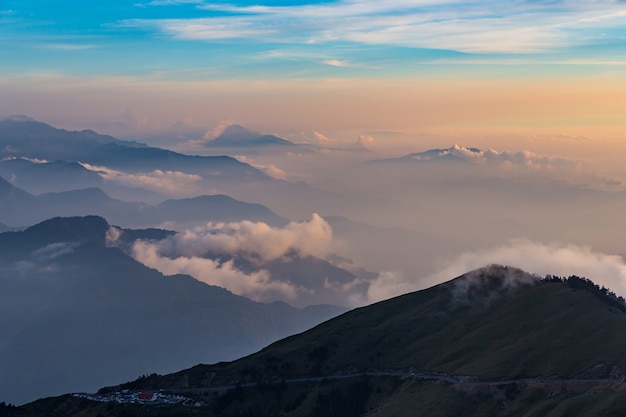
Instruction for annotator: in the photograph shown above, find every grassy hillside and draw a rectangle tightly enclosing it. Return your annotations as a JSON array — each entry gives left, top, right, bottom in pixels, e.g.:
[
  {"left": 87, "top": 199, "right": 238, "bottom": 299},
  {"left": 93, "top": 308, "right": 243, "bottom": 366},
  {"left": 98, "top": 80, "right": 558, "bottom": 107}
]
[
  {"left": 8, "top": 265, "right": 626, "bottom": 416},
  {"left": 130, "top": 265, "right": 626, "bottom": 390}
]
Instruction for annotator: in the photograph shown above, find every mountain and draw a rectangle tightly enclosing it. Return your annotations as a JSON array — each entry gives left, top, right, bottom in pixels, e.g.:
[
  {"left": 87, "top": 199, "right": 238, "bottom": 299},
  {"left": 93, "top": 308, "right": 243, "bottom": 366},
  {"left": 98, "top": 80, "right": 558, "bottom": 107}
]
[
  {"left": 0, "top": 117, "right": 266, "bottom": 179},
  {"left": 12, "top": 265, "right": 626, "bottom": 416},
  {"left": 156, "top": 194, "right": 288, "bottom": 228},
  {"left": 368, "top": 145, "right": 481, "bottom": 164},
  {"left": 0, "top": 158, "right": 104, "bottom": 194},
  {"left": 0, "top": 117, "right": 330, "bottom": 220},
  {"left": 0, "top": 176, "right": 38, "bottom": 223},
  {"left": 0, "top": 216, "right": 345, "bottom": 406},
  {"left": 0, "top": 178, "right": 287, "bottom": 228},
  {"left": 230, "top": 251, "right": 367, "bottom": 308},
  {"left": 206, "top": 124, "right": 297, "bottom": 148}
]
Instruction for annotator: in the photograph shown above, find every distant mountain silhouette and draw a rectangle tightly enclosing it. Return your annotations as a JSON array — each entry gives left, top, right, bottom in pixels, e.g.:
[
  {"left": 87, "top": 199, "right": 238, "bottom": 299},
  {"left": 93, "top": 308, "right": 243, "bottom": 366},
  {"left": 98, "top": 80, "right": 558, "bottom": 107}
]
[
  {"left": 0, "top": 177, "right": 287, "bottom": 228},
  {"left": 0, "top": 117, "right": 331, "bottom": 218},
  {"left": 0, "top": 216, "right": 345, "bottom": 405},
  {"left": 0, "top": 158, "right": 104, "bottom": 193},
  {"left": 369, "top": 145, "right": 481, "bottom": 164},
  {"left": 0, "top": 117, "right": 266, "bottom": 179},
  {"left": 0, "top": 176, "right": 38, "bottom": 222},
  {"left": 207, "top": 124, "right": 297, "bottom": 148},
  {"left": 23, "top": 265, "right": 626, "bottom": 416},
  {"left": 156, "top": 194, "right": 287, "bottom": 228}
]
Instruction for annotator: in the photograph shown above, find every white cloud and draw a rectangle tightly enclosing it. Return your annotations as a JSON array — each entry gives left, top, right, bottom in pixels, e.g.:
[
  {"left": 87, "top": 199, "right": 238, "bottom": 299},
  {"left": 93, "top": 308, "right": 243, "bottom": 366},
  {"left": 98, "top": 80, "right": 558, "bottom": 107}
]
[
  {"left": 365, "top": 270, "right": 414, "bottom": 304},
  {"left": 130, "top": 215, "right": 333, "bottom": 302},
  {"left": 323, "top": 59, "right": 351, "bottom": 67},
  {"left": 201, "top": 119, "right": 237, "bottom": 141},
  {"left": 36, "top": 43, "right": 96, "bottom": 51},
  {"left": 429, "top": 240, "right": 626, "bottom": 298},
  {"left": 312, "top": 132, "right": 336, "bottom": 144},
  {"left": 413, "top": 144, "right": 579, "bottom": 170},
  {"left": 354, "top": 135, "right": 374, "bottom": 149},
  {"left": 151, "top": 214, "right": 332, "bottom": 262},
  {"left": 79, "top": 163, "right": 203, "bottom": 196},
  {"left": 1, "top": 156, "right": 49, "bottom": 164},
  {"left": 122, "top": 0, "right": 626, "bottom": 53},
  {"left": 105, "top": 226, "right": 123, "bottom": 247},
  {"left": 235, "top": 156, "right": 289, "bottom": 180},
  {"left": 132, "top": 241, "right": 301, "bottom": 302},
  {"left": 363, "top": 240, "right": 626, "bottom": 304},
  {"left": 31, "top": 242, "right": 78, "bottom": 262}
]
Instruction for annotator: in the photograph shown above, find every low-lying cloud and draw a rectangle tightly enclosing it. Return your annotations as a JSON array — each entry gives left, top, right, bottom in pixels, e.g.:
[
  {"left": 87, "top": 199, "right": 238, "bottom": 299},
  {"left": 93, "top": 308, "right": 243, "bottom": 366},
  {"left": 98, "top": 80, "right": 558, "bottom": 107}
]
[
  {"left": 79, "top": 162, "right": 203, "bottom": 196},
  {"left": 235, "top": 155, "right": 289, "bottom": 180},
  {"left": 431, "top": 239, "right": 626, "bottom": 296},
  {"left": 411, "top": 145, "right": 581, "bottom": 173},
  {"left": 152, "top": 213, "right": 332, "bottom": 262},
  {"left": 363, "top": 240, "right": 626, "bottom": 304},
  {"left": 131, "top": 215, "right": 333, "bottom": 303},
  {"left": 132, "top": 242, "right": 302, "bottom": 302}
]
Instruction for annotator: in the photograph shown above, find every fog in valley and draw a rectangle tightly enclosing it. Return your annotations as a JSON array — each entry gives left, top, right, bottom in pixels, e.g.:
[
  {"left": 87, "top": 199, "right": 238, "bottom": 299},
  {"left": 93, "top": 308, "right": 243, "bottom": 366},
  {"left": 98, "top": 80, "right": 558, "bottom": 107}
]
[{"left": 3, "top": 118, "right": 626, "bottom": 309}]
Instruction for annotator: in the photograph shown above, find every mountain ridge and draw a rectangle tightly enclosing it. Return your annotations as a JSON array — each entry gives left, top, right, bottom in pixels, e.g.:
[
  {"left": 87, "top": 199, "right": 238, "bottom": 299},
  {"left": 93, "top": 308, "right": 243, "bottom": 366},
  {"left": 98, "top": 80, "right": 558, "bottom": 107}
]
[
  {"left": 7, "top": 265, "right": 626, "bottom": 415},
  {"left": 0, "top": 177, "right": 287, "bottom": 228},
  {"left": 206, "top": 124, "right": 297, "bottom": 148},
  {"left": 0, "top": 216, "right": 346, "bottom": 405}
]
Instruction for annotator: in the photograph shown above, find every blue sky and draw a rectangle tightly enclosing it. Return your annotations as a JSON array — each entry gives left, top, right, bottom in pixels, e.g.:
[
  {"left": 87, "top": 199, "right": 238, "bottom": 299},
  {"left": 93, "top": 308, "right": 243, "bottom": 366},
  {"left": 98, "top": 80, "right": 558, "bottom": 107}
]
[
  {"left": 1, "top": 1, "right": 625, "bottom": 141},
  {"left": 2, "top": 0, "right": 625, "bottom": 80}
]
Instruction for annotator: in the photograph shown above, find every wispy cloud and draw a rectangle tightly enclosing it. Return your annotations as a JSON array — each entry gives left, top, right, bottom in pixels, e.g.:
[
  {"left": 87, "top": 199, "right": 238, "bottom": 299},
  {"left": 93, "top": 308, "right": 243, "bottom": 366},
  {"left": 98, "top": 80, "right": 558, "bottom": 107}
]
[
  {"left": 79, "top": 163, "right": 203, "bottom": 196},
  {"left": 35, "top": 43, "right": 96, "bottom": 51},
  {"left": 131, "top": 214, "right": 334, "bottom": 302},
  {"left": 122, "top": 0, "right": 626, "bottom": 54},
  {"left": 365, "top": 239, "right": 626, "bottom": 303},
  {"left": 323, "top": 59, "right": 351, "bottom": 67}
]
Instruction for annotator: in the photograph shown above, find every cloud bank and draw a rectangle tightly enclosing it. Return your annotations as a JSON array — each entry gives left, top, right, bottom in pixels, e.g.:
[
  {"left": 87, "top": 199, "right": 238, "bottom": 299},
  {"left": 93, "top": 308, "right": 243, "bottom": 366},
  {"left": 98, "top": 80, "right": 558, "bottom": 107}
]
[
  {"left": 132, "top": 243, "right": 301, "bottom": 302},
  {"left": 409, "top": 145, "right": 581, "bottom": 173},
  {"left": 131, "top": 215, "right": 332, "bottom": 302},
  {"left": 152, "top": 213, "right": 332, "bottom": 262},
  {"left": 127, "top": 0, "right": 626, "bottom": 54},
  {"left": 366, "top": 239, "right": 626, "bottom": 303},
  {"left": 79, "top": 163, "right": 203, "bottom": 196}
]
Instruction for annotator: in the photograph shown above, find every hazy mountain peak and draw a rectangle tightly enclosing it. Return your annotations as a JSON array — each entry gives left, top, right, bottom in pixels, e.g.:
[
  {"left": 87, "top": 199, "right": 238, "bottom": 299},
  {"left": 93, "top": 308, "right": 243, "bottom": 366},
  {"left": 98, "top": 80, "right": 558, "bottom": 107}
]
[
  {"left": 446, "top": 264, "right": 540, "bottom": 303},
  {"left": 407, "top": 144, "right": 481, "bottom": 161},
  {"left": 207, "top": 124, "right": 296, "bottom": 147},
  {"left": 24, "top": 215, "right": 110, "bottom": 245},
  {"left": 2, "top": 115, "right": 37, "bottom": 123}
]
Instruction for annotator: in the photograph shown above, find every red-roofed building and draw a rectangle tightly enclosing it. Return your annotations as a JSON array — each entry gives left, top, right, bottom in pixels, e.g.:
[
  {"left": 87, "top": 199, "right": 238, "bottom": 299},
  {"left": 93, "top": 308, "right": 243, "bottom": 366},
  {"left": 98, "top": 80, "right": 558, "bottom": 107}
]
[{"left": 138, "top": 392, "right": 154, "bottom": 401}]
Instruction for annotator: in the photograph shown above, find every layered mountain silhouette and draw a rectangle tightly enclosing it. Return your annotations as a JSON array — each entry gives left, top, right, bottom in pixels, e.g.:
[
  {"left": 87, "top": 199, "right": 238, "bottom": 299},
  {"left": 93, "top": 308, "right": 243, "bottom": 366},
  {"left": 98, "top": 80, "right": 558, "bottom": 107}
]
[
  {"left": 206, "top": 125, "right": 297, "bottom": 148},
  {"left": 0, "top": 216, "right": 345, "bottom": 405},
  {"left": 0, "top": 177, "right": 286, "bottom": 228},
  {"left": 0, "top": 158, "right": 103, "bottom": 193},
  {"left": 369, "top": 145, "right": 481, "bottom": 164},
  {"left": 0, "top": 117, "right": 262, "bottom": 178},
  {"left": 0, "top": 117, "right": 335, "bottom": 218},
  {"left": 12, "top": 265, "right": 626, "bottom": 416}
]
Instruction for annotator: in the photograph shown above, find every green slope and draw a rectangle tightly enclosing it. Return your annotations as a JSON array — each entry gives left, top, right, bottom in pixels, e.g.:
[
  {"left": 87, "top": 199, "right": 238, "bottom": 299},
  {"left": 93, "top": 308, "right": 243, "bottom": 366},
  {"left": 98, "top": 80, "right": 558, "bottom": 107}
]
[{"left": 9, "top": 265, "right": 626, "bottom": 416}]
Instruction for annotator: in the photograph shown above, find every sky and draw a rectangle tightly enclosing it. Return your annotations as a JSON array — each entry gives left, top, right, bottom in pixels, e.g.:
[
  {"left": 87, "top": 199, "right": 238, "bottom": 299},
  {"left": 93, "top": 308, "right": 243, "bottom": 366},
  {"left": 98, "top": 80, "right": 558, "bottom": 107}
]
[{"left": 1, "top": 0, "right": 626, "bottom": 147}]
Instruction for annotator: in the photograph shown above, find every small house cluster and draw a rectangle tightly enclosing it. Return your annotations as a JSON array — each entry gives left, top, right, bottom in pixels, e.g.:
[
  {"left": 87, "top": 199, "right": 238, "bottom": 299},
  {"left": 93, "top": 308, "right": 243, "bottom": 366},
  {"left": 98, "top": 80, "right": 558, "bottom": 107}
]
[{"left": 73, "top": 390, "right": 187, "bottom": 405}]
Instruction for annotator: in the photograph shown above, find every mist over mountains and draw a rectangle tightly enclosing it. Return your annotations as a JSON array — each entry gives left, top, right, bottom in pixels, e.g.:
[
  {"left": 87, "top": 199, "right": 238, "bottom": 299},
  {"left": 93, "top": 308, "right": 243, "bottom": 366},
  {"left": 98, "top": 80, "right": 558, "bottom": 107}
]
[
  {"left": 205, "top": 124, "right": 299, "bottom": 149},
  {"left": 3, "top": 117, "right": 626, "bottom": 412},
  {"left": 0, "top": 216, "right": 346, "bottom": 405},
  {"left": 0, "top": 176, "right": 286, "bottom": 229},
  {"left": 10, "top": 265, "right": 626, "bottom": 416},
  {"left": 0, "top": 117, "right": 329, "bottom": 216}
]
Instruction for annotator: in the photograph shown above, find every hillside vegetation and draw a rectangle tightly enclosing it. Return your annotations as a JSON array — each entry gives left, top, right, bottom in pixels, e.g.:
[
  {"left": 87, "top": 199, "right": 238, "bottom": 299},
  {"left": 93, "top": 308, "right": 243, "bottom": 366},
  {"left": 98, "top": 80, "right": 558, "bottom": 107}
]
[{"left": 8, "top": 265, "right": 626, "bottom": 416}]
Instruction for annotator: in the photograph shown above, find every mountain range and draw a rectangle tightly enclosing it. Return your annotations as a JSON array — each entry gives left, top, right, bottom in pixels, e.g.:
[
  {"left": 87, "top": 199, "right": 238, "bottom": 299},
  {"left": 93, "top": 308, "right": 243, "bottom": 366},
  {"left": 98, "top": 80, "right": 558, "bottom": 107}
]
[
  {"left": 0, "top": 117, "right": 261, "bottom": 178},
  {"left": 0, "top": 175, "right": 286, "bottom": 228},
  {"left": 206, "top": 124, "right": 298, "bottom": 148},
  {"left": 0, "top": 117, "right": 338, "bottom": 218},
  {"left": 0, "top": 216, "right": 345, "bottom": 405},
  {"left": 7, "top": 265, "right": 626, "bottom": 416}
]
